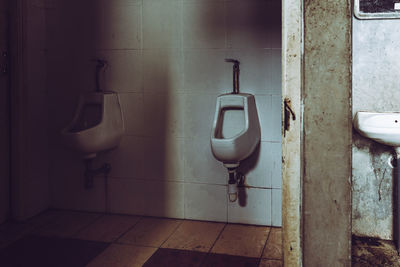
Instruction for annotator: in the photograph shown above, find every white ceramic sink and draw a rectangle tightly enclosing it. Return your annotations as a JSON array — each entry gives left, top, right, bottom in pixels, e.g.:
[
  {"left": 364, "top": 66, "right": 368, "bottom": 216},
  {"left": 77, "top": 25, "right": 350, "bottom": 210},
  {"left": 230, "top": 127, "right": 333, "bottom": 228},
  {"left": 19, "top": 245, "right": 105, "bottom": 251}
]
[{"left": 354, "top": 111, "right": 400, "bottom": 148}]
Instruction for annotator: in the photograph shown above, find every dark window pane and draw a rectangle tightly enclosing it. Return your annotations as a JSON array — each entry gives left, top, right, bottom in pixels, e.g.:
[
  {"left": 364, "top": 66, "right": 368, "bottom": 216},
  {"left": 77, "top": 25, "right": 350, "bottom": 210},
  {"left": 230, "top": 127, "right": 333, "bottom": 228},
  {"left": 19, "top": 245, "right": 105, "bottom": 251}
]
[{"left": 360, "top": 0, "right": 397, "bottom": 13}]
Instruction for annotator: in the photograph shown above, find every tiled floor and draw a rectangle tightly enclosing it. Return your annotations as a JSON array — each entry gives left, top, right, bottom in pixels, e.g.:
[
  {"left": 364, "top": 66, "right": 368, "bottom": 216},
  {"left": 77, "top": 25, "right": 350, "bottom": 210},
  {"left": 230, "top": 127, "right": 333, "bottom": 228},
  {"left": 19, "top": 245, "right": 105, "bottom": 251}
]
[{"left": 0, "top": 209, "right": 283, "bottom": 267}]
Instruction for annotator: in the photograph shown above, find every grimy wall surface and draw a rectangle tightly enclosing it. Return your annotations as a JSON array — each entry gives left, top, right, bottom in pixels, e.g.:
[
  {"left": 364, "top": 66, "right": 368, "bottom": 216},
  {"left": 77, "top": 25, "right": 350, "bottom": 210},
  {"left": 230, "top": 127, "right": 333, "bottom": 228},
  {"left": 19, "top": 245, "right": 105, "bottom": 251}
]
[
  {"left": 352, "top": 16, "right": 400, "bottom": 240},
  {"left": 303, "top": 0, "right": 352, "bottom": 265}
]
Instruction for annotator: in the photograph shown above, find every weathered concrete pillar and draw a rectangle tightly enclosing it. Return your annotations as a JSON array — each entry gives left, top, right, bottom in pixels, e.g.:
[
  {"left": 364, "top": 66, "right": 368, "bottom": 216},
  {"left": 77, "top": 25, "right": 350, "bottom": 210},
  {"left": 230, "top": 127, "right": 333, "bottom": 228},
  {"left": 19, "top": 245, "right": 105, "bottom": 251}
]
[{"left": 303, "top": 0, "right": 352, "bottom": 265}]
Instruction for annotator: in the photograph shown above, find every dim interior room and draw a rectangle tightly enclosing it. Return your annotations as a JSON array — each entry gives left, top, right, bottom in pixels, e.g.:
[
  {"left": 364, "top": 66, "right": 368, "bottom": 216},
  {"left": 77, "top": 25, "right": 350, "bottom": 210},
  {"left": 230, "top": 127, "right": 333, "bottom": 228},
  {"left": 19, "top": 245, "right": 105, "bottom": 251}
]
[{"left": 3, "top": 0, "right": 284, "bottom": 236}]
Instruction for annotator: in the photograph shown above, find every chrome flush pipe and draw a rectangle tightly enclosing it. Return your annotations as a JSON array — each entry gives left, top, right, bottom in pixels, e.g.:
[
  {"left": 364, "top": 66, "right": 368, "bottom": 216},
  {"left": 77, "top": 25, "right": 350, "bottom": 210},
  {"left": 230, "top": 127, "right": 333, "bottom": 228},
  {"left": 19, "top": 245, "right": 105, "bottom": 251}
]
[{"left": 225, "top": 59, "right": 240, "bottom": 94}]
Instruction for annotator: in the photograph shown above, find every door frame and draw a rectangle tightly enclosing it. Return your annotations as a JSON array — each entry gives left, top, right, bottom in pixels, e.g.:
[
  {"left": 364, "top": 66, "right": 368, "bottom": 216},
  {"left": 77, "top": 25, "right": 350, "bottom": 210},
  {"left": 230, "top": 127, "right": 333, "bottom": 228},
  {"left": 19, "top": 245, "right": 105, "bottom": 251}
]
[
  {"left": 282, "top": 0, "right": 303, "bottom": 265},
  {"left": 0, "top": 0, "right": 11, "bottom": 224},
  {"left": 9, "top": 0, "right": 28, "bottom": 221}
]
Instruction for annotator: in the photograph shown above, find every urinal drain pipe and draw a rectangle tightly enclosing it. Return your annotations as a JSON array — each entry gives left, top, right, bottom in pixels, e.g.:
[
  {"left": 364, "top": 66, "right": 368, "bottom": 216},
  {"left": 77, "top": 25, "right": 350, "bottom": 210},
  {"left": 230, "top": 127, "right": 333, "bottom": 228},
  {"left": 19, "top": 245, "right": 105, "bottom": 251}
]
[
  {"left": 84, "top": 159, "right": 111, "bottom": 189},
  {"left": 227, "top": 168, "right": 238, "bottom": 202}
]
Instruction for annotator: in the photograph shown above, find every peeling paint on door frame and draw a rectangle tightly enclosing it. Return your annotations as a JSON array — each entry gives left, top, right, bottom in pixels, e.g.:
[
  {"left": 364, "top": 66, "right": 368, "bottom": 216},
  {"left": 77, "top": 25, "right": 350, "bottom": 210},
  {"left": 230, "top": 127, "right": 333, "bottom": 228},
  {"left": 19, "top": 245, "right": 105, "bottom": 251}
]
[{"left": 282, "top": 0, "right": 303, "bottom": 265}]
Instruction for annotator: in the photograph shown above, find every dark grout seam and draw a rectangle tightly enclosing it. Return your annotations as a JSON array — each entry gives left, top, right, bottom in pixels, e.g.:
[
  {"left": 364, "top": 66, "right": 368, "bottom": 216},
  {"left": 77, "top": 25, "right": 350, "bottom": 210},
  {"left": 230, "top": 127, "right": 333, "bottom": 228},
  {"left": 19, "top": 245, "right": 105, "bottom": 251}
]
[
  {"left": 256, "top": 226, "right": 272, "bottom": 266},
  {"left": 111, "top": 215, "right": 144, "bottom": 244},
  {"left": 74, "top": 213, "right": 105, "bottom": 238},
  {"left": 159, "top": 219, "right": 184, "bottom": 248},
  {"left": 196, "top": 223, "right": 228, "bottom": 266},
  {"left": 208, "top": 223, "right": 227, "bottom": 254}
]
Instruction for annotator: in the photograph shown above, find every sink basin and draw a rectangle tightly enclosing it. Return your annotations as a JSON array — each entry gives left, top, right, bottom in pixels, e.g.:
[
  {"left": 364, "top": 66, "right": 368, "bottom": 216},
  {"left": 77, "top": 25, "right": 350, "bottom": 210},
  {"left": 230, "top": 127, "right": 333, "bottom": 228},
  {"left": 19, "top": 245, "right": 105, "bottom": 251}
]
[{"left": 354, "top": 111, "right": 400, "bottom": 148}]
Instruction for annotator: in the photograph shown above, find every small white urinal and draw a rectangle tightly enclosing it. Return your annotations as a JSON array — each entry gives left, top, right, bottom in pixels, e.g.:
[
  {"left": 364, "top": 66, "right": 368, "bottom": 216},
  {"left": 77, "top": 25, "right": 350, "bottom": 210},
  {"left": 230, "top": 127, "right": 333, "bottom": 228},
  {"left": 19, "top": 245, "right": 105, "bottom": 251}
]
[
  {"left": 210, "top": 93, "right": 261, "bottom": 169},
  {"left": 61, "top": 91, "right": 124, "bottom": 159}
]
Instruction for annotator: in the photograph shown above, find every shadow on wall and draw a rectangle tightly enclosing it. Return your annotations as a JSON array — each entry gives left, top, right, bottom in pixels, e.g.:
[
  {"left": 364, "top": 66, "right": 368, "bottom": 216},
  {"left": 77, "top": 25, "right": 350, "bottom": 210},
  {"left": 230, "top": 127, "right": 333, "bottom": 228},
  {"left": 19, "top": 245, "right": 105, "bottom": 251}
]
[
  {"left": 237, "top": 144, "right": 261, "bottom": 206},
  {"left": 193, "top": 1, "right": 280, "bottom": 208},
  {"left": 46, "top": 0, "right": 281, "bottom": 221}
]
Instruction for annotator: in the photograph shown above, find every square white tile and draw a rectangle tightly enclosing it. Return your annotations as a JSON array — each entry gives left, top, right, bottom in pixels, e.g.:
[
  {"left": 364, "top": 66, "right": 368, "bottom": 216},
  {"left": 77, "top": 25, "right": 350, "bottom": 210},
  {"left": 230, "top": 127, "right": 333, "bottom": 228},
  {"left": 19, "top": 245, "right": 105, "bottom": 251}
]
[
  {"left": 255, "top": 95, "right": 272, "bottom": 141},
  {"left": 143, "top": 0, "right": 182, "bottom": 49},
  {"left": 118, "top": 93, "right": 144, "bottom": 136},
  {"left": 184, "top": 183, "right": 227, "bottom": 222},
  {"left": 51, "top": 176, "right": 106, "bottom": 213},
  {"left": 266, "top": 50, "right": 282, "bottom": 95},
  {"left": 183, "top": 50, "right": 231, "bottom": 94},
  {"left": 100, "top": 136, "right": 144, "bottom": 179},
  {"left": 268, "top": 95, "right": 282, "bottom": 143},
  {"left": 259, "top": 94, "right": 282, "bottom": 143},
  {"left": 143, "top": 49, "right": 184, "bottom": 94},
  {"left": 182, "top": 2, "right": 226, "bottom": 49},
  {"left": 141, "top": 136, "right": 185, "bottom": 181},
  {"left": 272, "top": 189, "right": 282, "bottom": 227},
  {"left": 239, "top": 142, "right": 270, "bottom": 188},
  {"left": 143, "top": 93, "right": 184, "bottom": 138},
  {"left": 44, "top": 3, "right": 98, "bottom": 51},
  {"left": 228, "top": 187, "right": 271, "bottom": 225},
  {"left": 183, "top": 93, "right": 219, "bottom": 139},
  {"left": 265, "top": 2, "right": 282, "bottom": 49},
  {"left": 226, "top": 1, "right": 270, "bottom": 49},
  {"left": 225, "top": 49, "right": 277, "bottom": 95},
  {"left": 96, "top": 50, "right": 143, "bottom": 93},
  {"left": 184, "top": 137, "right": 227, "bottom": 185},
  {"left": 269, "top": 142, "right": 282, "bottom": 189},
  {"left": 97, "top": 2, "right": 142, "bottom": 49},
  {"left": 50, "top": 149, "right": 106, "bottom": 212},
  {"left": 108, "top": 178, "right": 184, "bottom": 218},
  {"left": 72, "top": 51, "right": 99, "bottom": 93}
]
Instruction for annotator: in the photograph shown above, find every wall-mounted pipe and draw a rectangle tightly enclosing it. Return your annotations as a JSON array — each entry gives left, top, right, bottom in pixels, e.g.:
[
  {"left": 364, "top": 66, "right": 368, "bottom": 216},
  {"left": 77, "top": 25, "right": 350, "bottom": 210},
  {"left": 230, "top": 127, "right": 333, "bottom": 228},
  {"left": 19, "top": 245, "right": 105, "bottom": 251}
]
[
  {"left": 227, "top": 169, "right": 238, "bottom": 202},
  {"left": 395, "top": 147, "right": 400, "bottom": 255},
  {"left": 84, "top": 159, "right": 111, "bottom": 189},
  {"left": 225, "top": 59, "right": 240, "bottom": 94},
  {"left": 226, "top": 168, "right": 245, "bottom": 202},
  {"left": 93, "top": 59, "right": 108, "bottom": 93}
]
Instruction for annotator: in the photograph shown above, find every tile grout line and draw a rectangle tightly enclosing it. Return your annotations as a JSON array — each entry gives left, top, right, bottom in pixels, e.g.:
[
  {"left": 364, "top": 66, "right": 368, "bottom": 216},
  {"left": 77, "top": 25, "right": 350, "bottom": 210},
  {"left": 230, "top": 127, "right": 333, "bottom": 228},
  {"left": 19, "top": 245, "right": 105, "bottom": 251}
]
[
  {"left": 197, "top": 223, "right": 227, "bottom": 266},
  {"left": 256, "top": 226, "right": 272, "bottom": 266},
  {"left": 111, "top": 216, "right": 143, "bottom": 244},
  {"left": 158, "top": 219, "right": 184, "bottom": 248},
  {"left": 73, "top": 213, "right": 106, "bottom": 238},
  {"left": 208, "top": 223, "right": 227, "bottom": 253}
]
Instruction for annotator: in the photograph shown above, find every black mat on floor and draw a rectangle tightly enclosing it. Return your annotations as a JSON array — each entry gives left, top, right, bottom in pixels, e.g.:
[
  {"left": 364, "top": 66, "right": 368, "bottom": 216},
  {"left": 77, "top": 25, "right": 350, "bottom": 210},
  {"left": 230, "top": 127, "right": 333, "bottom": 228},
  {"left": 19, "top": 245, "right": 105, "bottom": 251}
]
[
  {"left": 143, "top": 248, "right": 259, "bottom": 267},
  {"left": 143, "top": 248, "right": 207, "bottom": 267},
  {"left": 0, "top": 234, "right": 109, "bottom": 267},
  {"left": 202, "top": 253, "right": 259, "bottom": 267}
]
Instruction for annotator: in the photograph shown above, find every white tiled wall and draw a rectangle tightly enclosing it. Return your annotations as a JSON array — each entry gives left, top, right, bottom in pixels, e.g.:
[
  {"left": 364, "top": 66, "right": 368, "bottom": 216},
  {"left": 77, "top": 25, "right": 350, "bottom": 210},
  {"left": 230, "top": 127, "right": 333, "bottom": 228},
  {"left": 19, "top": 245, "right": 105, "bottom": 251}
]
[{"left": 47, "top": 0, "right": 282, "bottom": 226}]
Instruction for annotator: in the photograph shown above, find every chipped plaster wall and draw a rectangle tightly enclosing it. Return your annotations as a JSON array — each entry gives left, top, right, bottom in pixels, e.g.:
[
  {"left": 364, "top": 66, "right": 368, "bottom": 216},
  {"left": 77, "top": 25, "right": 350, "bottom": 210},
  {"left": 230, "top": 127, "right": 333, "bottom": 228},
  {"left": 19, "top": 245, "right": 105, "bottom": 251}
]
[
  {"left": 303, "top": 0, "right": 352, "bottom": 265},
  {"left": 352, "top": 18, "right": 400, "bottom": 240}
]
